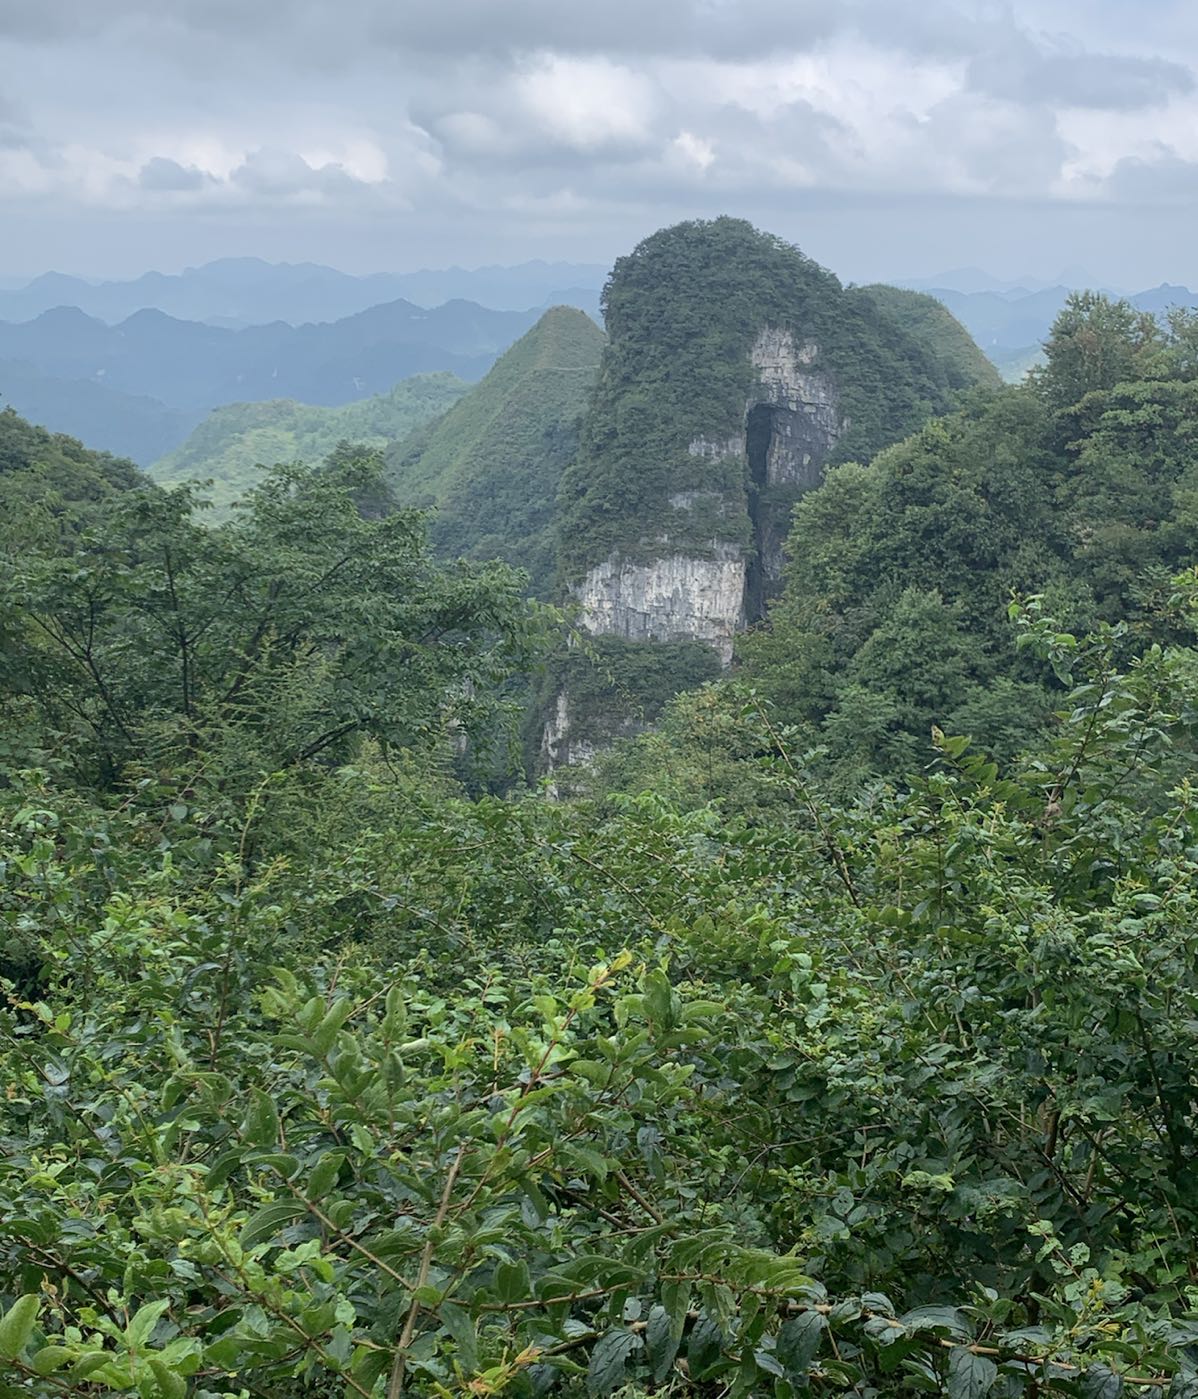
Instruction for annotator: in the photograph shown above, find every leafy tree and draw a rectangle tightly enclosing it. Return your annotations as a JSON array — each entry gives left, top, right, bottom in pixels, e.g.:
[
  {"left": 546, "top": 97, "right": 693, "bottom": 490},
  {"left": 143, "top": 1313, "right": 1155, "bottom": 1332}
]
[
  {"left": 1034, "top": 291, "right": 1160, "bottom": 413},
  {"left": 1, "top": 451, "right": 541, "bottom": 799}
]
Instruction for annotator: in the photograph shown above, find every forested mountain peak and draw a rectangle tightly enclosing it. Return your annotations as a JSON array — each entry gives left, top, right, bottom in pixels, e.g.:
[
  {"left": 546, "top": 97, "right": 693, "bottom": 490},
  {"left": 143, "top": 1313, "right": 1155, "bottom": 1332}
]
[{"left": 545, "top": 216, "right": 992, "bottom": 766}]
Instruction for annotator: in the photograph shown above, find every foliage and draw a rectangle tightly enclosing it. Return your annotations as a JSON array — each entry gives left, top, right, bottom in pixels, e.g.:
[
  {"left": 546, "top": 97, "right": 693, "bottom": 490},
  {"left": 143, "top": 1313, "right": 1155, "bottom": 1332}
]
[
  {"left": 0, "top": 448, "right": 543, "bottom": 799},
  {"left": 387, "top": 309, "right": 604, "bottom": 598},
  {"left": 739, "top": 297, "right": 1198, "bottom": 781},
  {"left": 148, "top": 374, "right": 468, "bottom": 518},
  {"left": 0, "top": 406, "right": 142, "bottom": 529},
  {"left": 6, "top": 598, "right": 1198, "bottom": 1395},
  {"left": 852, "top": 285, "right": 1002, "bottom": 393}
]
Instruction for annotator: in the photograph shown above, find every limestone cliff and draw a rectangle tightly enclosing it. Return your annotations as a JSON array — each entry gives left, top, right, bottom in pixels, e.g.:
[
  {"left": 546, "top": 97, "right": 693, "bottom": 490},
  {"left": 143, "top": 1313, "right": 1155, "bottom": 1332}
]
[{"left": 544, "top": 217, "right": 993, "bottom": 768}]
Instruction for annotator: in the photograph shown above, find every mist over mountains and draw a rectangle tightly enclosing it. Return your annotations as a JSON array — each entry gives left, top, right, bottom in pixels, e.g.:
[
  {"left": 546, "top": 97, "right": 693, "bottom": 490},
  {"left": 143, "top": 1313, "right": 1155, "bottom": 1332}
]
[
  {"left": 0, "top": 259, "right": 606, "bottom": 327},
  {"left": 2, "top": 251, "right": 1196, "bottom": 468}
]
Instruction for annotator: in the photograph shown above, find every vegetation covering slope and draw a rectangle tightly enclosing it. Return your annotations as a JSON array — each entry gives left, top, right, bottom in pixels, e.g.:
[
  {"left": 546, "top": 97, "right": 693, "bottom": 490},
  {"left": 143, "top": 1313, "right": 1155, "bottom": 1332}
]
[
  {"left": 852, "top": 284, "right": 1002, "bottom": 392},
  {"left": 388, "top": 306, "right": 605, "bottom": 596},
  {"left": 557, "top": 217, "right": 990, "bottom": 581},
  {"left": 6, "top": 482, "right": 1198, "bottom": 1394},
  {"left": 0, "top": 405, "right": 144, "bottom": 554},
  {"left": 732, "top": 291, "right": 1195, "bottom": 785},
  {"left": 148, "top": 373, "right": 468, "bottom": 516}
]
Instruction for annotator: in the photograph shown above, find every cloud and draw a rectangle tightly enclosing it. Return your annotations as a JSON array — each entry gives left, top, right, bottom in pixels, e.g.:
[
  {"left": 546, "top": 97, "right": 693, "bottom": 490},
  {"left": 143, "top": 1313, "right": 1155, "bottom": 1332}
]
[
  {"left": 968, "top": 31, "right": 1195, "bottom": 111},
  {"left": 2, "top": 0, "right": 1198, "bottom": 282},
  {"left": 1106, "top": 146, "right": 1198, "bottom": 204},
  {"left": 137, "top": 155, "right": 210, "bottom": 191}
]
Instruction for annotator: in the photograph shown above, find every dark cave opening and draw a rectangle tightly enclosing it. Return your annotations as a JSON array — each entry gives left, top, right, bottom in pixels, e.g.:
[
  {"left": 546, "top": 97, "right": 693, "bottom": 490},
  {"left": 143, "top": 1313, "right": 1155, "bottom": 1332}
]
[{"left": 744, "top": 403, "right": 774, "bottom": 624}]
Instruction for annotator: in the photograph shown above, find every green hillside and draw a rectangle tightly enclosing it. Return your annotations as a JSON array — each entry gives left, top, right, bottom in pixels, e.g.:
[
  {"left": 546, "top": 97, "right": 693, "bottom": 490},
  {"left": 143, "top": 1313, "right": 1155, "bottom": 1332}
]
[
  {"left": 0, "top": 405, "right": 147, "bottom": 550},
  {"left": 148, "top": 372, "right": 469, "bottom": 515},
  {"left": 853, "top": 283, "right": 1002, "bottom": 390},
  {"left": 387, "top": 306, "right": 605, "bottom": 596}
]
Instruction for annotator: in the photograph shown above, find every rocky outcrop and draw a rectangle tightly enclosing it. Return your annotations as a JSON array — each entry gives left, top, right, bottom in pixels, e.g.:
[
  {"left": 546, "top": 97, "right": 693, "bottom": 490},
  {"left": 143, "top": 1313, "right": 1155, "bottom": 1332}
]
[
  {"left": 539, "top": 690, "right": 599, "bottom": 774},
  {"left": 576, "top": 545, "right": 746, "bottom": 665},
  {"left": 748, "top": 327, "right": 842, "bottom": 492}
]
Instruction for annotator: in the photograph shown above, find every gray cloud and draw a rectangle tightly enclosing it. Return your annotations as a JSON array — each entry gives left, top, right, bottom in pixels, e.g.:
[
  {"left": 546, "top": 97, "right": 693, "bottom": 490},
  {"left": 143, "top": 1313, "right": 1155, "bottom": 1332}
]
[
  {"left": 968, "top": 32, "right": 1195, "bottom": 110},
  {"left": 229, "top": 148, "right": 373, "bottom": 199},
  {"left": 1106, "top": 147, "right": 1198, "bottom": 205},
  {"left": 0, "top": 0, "right": 1040, "bottom": 65},
  {"left": 2, "top": 0, "right": 1198, "bottom": 284},
  {"left": 137, "top": 155, "right": 210, "bottom": 191}
]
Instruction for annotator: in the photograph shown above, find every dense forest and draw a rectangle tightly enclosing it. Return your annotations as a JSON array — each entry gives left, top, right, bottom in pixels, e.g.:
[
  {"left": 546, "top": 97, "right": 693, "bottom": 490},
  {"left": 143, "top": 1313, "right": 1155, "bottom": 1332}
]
[{"left": 4, "top": 262, "right": 1198, "bottom": 1399}]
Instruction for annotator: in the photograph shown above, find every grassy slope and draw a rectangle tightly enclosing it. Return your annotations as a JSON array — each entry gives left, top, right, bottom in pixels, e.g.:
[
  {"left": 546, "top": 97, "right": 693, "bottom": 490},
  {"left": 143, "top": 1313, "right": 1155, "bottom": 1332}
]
[
  {"left": 148, "top": 373, "right": 469, "bottom": 515},
  {"left": 386, "top": 307, "right": 605, "bottom": 596},
  {"left": 853, "top": 285, "right": 1002, "bottom": 391}
]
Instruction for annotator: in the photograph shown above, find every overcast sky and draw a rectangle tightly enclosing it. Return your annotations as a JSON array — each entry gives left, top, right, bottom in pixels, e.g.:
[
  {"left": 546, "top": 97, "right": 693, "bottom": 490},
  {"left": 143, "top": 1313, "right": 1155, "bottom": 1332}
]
[{"left": 2, "top": 0, "right": 1197, "bottom": 285}]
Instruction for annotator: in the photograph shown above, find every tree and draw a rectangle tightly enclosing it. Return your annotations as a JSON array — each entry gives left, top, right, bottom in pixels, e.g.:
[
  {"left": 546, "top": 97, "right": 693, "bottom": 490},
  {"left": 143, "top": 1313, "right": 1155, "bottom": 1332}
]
[
  {"left": 0, "top": 453, "right": 541, "bottom": 799},
  {"left": 1035, "top": 291, "right": 1160, "bottom": 413}
]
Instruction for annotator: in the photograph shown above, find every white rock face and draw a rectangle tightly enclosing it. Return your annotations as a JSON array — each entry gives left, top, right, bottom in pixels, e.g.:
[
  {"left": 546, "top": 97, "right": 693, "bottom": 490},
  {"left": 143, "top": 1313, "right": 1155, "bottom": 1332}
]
[
  {"left": 749, "top": 327, "right": 841, "bottom": 486},
  {"left": 576, "top": 545, "right": 745, "bottom": 665},
  {"left": 687, "top": 435, "right": 743, "bottom": 461},
  {"left": 544, "top": 326, "right": 845, "bottom": 771},
  {"left": 539, "top": 689, "right": 599, "bottom": 776}
]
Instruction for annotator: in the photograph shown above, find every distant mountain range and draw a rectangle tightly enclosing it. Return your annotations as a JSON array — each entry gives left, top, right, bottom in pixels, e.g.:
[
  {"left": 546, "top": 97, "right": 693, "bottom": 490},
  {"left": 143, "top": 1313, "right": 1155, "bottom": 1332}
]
[
  {"left": 0, "top": 258, "right": 607, "bottom": 326},
  {"left": 906, "top": 279, "right": 1198, "bottom": 381},
  {"left": 0, "top": 297, "right": 550, "bottom": 463}
]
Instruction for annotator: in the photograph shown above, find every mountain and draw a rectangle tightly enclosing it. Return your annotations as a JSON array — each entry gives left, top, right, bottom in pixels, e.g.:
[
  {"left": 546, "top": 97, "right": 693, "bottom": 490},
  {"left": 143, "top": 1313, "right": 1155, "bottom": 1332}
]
[
  {"left": 545, "top": 217, "right": 998, "bottom": 768},
  {"left": 916, "top": 281, "right": 1198, "bottom": 380},
  {"left": 0, "top": 258, "right": 609, "bottom": 325},
  {"left": 926, "top": 286, "right": 1075, "bottom": 355},
  {"left": 148, "top": 373, "right": 470, "bottom": 516},
  {"left": 386, "top": 307, "right": 605, "bottom": 597},
  {"left": 0, "top": 297, "right": 543, "bottom": 461},
  {"left": 852, "top": 285, "right": 1002, "bottom": 391},
  {"left": 0, "top": 357, "right": 197, "bottom": 464}
]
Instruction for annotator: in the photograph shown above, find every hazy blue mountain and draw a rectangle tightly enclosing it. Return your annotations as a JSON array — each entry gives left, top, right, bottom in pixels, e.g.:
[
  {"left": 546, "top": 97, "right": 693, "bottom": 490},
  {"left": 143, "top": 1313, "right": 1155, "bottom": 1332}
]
[
  {"left": 1130, "top": 283, "right": 1198, "bottom": 316},
  {"left": 897, "top": 267, "right": 1106, "bottom": 296},
  {"left": 0, "top": 357, "right": 197, "bottom": 464},
  {"left": 921, "top": 282, "right": 1198, "bottom": 371},
  {"left": 0, "top": 295, "right": 550, "bottom": 461},
  {"left": 0, "top": 297, "right": 532, "bottom": 404},
  {"left": 0, "top": 258, "right": 608, "bottom": 325}
]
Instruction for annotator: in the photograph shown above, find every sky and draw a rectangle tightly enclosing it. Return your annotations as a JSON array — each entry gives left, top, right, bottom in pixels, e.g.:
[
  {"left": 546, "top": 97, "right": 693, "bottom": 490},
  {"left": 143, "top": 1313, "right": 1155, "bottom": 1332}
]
[{"left": 1, "top": 0, "right": 1197, "bottom": 286}]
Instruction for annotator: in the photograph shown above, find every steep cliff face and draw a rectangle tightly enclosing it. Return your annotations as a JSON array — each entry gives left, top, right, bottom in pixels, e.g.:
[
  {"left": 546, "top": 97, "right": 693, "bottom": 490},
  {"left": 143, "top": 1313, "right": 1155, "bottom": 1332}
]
[
  {"left": 544, "top": 217, "right": 992, "bottom": 768},
  {"left": 577, "top": 546, "right": 746, "bottom": 663}
]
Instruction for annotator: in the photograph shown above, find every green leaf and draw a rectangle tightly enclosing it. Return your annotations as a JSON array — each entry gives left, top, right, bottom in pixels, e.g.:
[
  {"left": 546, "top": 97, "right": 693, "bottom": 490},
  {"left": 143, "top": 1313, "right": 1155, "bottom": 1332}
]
[
  {"left": 70, "top": 1351, "right": 113, "bottom": 1380},
  {"left": 775, "top": 1312, "right": 825, "bottom": 1379},
  {"left": 439, "top": 1303, "right": 478, "bottom": 1372},
  {"left": 646, "top": 1305, "right": 680, "bottom": 1383},
  {"left": 312, "top": 1000, "right": 353, "bottom": 1055},
  {"left": 149, "top": 1358, "right": 187, "bottom": 1399},
  {"left": 127, "top": 1299, "right": 171, "bottom": 1348},
  {"left": 31, "top": 1346, "right": 72, "bottom": 1375},
  {"left": 204, "top": 1150, "right": 244, "bottom": 1188},
  {"left": 901, "top": 1306, "right": 971, "bottom": 1340},
  {"left": 0, "top": 1295, "right": 41, "bottom": 1361},
  {"left": 494, "top": 1259, "right": 531, "bottom": 1304},
  {"left": 586, "top": 1330, "right": 640, "bottom": 1397},
  {"left": 239, "top": 1199, "right": 308, "bottom": 1248},
  {"left": 240, "top": 1088, "right": 279, "bottom": 1147},
  {"left": 946, "top": 1348, "right": 997, "bottom": 1399},
  {"left": 1082, "top": 1367, "right": 1124, "bottom": 1399},
  {"left": 307, "top": 1152, "right": 345, "bottom": 1200}
]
